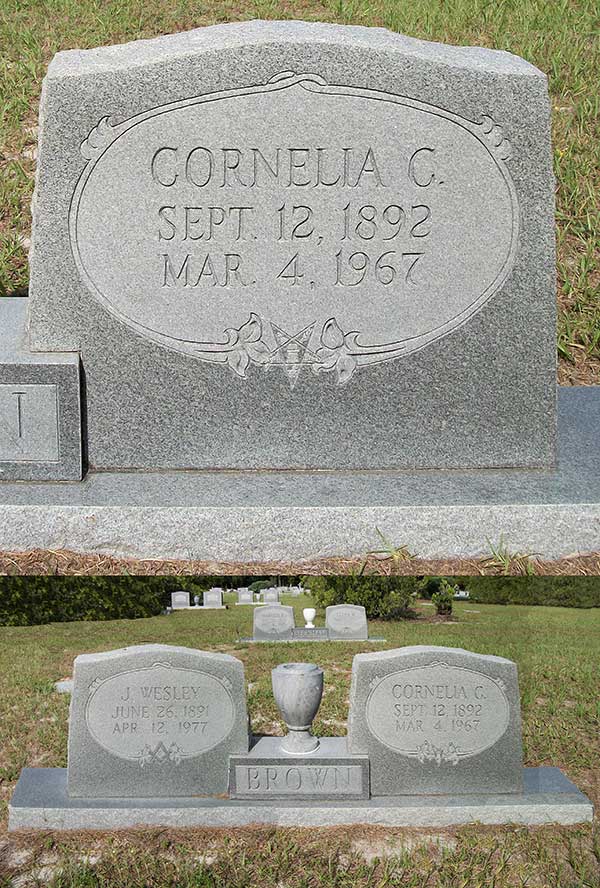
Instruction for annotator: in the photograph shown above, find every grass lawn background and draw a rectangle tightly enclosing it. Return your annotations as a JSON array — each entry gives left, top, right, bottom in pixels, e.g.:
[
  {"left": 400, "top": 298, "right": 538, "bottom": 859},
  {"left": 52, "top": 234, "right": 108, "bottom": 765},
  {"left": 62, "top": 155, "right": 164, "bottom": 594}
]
[
  {"left": 0, "top": 595, "right": 598, "bottom": 886},
  {"left": 0, "top": 0, "right": 599, "bottom": 384}
]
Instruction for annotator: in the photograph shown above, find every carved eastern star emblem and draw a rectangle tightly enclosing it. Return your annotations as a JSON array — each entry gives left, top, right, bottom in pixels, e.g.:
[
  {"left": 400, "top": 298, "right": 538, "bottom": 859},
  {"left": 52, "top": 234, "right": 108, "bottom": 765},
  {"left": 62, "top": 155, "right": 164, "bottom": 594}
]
[{"left": 263, "top": 322, "right": 320, "bottom": 387}]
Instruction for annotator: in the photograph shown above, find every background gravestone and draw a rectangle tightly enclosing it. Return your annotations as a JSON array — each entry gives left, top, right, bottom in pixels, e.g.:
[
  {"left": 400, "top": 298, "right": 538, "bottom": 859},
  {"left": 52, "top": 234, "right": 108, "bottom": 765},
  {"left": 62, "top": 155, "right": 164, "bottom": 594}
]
[
  {"left": 348, "top": 645, "right": 523, "bottom": 795},
  {"left": 171, "top": 591, "right": 190, "bottom": 609},
  {"left": 27, "top": 20, "right": 555, "bottom": 472},
  {"left": 236, "top": 588, "right": 253, "bottom": 605},
  {"left": 68, "top": 644, "right": 249, "bottom": 797},
  {"left": 326, "top": 604, "right": 368, "bottom": 640},
  {"left": 262, "top": 588, "right": 280, "bottom": 604},
  {"left": 203, "top": 588, "right": 224, "bottom": 608},
  {"left": 253, "top": 605, "right": 295, "bottom": 641}
]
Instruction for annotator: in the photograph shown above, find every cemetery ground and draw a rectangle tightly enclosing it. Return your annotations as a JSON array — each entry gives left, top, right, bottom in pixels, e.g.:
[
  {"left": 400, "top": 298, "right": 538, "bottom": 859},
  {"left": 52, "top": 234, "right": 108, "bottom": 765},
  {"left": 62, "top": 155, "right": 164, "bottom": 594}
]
[
  {"left": 0, "top": 596, "right": 599, "bottom": 887},
  {"left": 1, "top": 0, "right": 599, "bottom": 386}
]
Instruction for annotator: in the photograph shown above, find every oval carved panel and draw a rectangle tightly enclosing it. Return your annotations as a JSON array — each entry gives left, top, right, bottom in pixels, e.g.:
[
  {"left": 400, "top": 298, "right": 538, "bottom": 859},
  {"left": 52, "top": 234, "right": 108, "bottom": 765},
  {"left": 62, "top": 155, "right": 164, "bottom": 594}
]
[{"left": 71, "top": 73, "right": 518, "bottom": 386}]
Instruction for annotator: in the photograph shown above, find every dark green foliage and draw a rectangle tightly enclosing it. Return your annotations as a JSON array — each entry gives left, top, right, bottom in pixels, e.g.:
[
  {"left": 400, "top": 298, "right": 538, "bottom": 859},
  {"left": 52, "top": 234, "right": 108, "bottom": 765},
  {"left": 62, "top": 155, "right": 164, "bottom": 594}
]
[
  {"left": 0, "top": 575, "right": 303, "bottom": 626},
  {"left": 305, "top": 575, "right": 420, "bottom": 620},
  {"left": 452, "top": 576, "right": 600, "bottom": 607},
  {"left": 420, "top": 576, "right": 443, "bottom": 599},
  {"left": 248, "top": 579, "right": 274, "bottom": 593},
  {"left": 0, "top": 576, "right": 180, "bottom": 625}
]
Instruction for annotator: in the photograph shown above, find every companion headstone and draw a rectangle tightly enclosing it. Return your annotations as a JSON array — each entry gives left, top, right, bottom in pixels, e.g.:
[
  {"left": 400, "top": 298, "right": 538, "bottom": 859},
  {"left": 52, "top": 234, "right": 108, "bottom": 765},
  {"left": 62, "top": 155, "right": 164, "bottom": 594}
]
[
  {"left": 326, "top": 604, "right": 368, "bottom": 640},
  {"left": 262, "top": 588, "right": 280, "bottom": 604},
  {"left": 203, "top": 588, "right": 225, "bottom": 609},
  {"left": 171, "top": 591, "right": 190, "bottom": 609},
  {"left": 67, "top": 644, "right": 249, "bottom": 797},
  {"left": 24, "top": 19, "right": 555, "bottom": 473},
  {"left": 253, "top": 605, "right": 295, "bottom": 641},
  {"left": 348, "top": 646, "right": 523, "bottom": 796}
]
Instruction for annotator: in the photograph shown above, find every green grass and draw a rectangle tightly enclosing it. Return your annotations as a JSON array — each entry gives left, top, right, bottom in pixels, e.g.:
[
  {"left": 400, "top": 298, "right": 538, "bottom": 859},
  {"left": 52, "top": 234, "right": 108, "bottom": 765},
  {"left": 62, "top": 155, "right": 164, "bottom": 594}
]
[
  {"left": 0, "top": 596, "right": 599, "bottom": 886},
  {"left": 0, "top": 0, "right": 599, "bottom": 379}
]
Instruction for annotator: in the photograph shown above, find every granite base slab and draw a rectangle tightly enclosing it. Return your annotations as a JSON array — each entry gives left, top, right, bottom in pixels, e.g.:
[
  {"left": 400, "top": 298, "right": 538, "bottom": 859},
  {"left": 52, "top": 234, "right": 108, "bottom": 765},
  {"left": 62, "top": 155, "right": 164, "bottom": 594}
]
[
  {"left": 9, "top": 767, "right": 592, "bottom": 830},
  {"left": 0, "top": 387, "right": 599, "bottom": 561},
  {"left": 240, "top": 636, "right": 386, "bottom": 643}
]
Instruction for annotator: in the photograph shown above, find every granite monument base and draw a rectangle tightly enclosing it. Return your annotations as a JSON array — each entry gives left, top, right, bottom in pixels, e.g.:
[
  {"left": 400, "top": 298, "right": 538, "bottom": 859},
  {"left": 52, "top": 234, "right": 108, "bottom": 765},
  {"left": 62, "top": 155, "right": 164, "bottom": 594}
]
[
  {"left": 9, "top": 767, "right": 592, "bottom": 830},
  {"left": 240, "top": 631, "right": 386, "bottom": 643},
  {"left": 0, "top": 383, "right": 599, "bottom": 562}
]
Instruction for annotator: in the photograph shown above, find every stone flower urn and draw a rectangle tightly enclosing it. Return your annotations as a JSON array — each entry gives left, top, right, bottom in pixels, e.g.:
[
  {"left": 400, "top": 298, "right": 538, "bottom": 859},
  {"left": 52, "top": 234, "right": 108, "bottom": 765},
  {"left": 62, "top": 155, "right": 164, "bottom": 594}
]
[
  {"left": 303, "top": 607, "right": 316, "bottom": 628},
  {"left": 271, "top": 662, "right": 324, "bottom": 754}
]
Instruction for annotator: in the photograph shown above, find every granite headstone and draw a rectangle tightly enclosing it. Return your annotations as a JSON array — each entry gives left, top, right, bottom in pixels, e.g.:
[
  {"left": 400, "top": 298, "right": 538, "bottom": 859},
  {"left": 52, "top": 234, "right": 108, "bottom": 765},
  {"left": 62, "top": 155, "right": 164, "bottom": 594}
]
[
  {"left": 67, "top": 644, "right": 249, "bottom": 797},
  {"left": 262, "top": 588, "right": 280, "bottom": 604},
  {"left": 26, "top": 20, "right": 555, "bottom": 472},
  {"left": 171, "top": 591, "right": 190, "bottom": 609},
  {"left": 236, "top": 587, "right": 254, "bottom": 605},
  {"left": 347, "top": 645, "right": 523, "bottom": 795},
  {"left": 325, "top": 604, "right": 368, "bottom": 640},
  {"left": 203, "top": 588, "right": 224, "bottom": 608},
  {"left": 253, "top": 605, "right": 295, "bottom": 641}
]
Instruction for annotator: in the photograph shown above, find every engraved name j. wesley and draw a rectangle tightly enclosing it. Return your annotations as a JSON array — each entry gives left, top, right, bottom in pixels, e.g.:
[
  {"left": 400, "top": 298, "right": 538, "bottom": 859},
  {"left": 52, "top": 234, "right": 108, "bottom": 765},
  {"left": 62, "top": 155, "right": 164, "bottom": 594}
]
[{"left": 118, "top": 685, "right": 205, "bottom": 702}]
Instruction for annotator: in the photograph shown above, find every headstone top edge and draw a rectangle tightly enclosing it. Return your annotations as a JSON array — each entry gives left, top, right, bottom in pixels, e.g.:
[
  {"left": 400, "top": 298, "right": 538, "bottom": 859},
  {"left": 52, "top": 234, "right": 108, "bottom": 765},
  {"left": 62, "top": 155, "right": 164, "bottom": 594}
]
[
  {"left": 352, "top": 645, "right": 517, "bottom": 667},
  {"left": 73, "top": 644, "right": 243, "bottom": 666},
  {"left": 46, "top": 19, "right": 544, "bottom": 79}
]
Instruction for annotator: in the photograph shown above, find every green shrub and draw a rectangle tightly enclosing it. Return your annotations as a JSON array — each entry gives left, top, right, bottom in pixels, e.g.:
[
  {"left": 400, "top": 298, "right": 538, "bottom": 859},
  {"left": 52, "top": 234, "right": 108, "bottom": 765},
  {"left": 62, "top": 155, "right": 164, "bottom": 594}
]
[
  {"left": 431, "top": 579, "right": 455, "bottom": 616},
  {"left": 306, "top": 576, "right": 419, "bottom": 620},
  {"left": 248, "top": 579, "right": 274, "bottom": 593}
]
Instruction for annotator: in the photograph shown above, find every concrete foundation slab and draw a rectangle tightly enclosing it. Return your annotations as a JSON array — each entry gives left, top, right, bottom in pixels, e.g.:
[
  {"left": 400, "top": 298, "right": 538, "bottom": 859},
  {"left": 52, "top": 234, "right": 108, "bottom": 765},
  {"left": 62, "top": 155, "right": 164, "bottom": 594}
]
[{"left": 9, "top": 767, "right": 592, "bottom": 830}]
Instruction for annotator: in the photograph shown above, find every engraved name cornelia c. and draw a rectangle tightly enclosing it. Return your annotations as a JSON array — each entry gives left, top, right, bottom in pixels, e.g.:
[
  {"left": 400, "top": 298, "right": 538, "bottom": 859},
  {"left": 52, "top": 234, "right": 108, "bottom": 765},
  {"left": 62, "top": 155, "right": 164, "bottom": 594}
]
[{"left": 391, "top": 682, "right": 488, "bottom": 700}]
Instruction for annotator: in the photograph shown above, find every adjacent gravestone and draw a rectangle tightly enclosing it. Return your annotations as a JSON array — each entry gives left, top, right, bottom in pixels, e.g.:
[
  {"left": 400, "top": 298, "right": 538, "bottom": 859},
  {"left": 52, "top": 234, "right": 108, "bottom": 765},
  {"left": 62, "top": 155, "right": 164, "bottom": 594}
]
[
  {"left": 348, "top": 646, "right": 523, "bottom": 796},
  {"left": 253, "top": 605, "right": 295, "bottom": 641},
  {"left": 0, "top": 300, "right": 82, "bottom": 481},
  {"left": 236, "top": 588, "right": 254, "bottom": 605},
  {"left": 203, "top": 588, "right": 225, "bottom": 609},
  {"left": 262, "top": 588, "right": 280, "bottom": 604},
  {"left": 171, "top": 591, "right": 190, "bottom": 609},
  {"left": 26, "top": 20, "right": 555, "bottom": 473},
  {"left": 326, "top": 605, "right": 368, "bottom": 640},
  {"left": 68, "top": 644, "right": 249, "bottom": 797}
]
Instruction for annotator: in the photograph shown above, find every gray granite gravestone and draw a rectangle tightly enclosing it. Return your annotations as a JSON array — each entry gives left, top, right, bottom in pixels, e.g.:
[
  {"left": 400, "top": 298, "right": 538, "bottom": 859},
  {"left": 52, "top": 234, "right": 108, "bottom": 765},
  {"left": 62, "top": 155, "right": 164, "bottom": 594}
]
[
  {"left": 67, "top": 644, "right": 249, "bottom": 797},
  {"left": 26, "top": 19, "right": 555, "bottom": 473},
  {"left": 3, "top": 21, "right": 600, "bottom": 565},
  {"left": 253, "top": 605, "right": 295, "bottom": 641},
  {"left": 236, "top": 588, "right": 254, "bottom": 605},
  {"left": 0, "top": 299, "right": 82, "bottom": 481},
  {"left": 262, "top": 588, "right": 280, "bottom": 604},
  {"left": 8, "top": 645, "right": 594, "bottom": 829},
  {"left": 203, "top": 588, "right": 225, "bottom": 609},
  {"left": 347, "top": 646, "right": 523, "bottom": 796},
  {"left": 171, "top": 591, "right": 190, "bottom": 609},
  {"left": 325, "top": 604, "right": 369, "bottom": 640}
]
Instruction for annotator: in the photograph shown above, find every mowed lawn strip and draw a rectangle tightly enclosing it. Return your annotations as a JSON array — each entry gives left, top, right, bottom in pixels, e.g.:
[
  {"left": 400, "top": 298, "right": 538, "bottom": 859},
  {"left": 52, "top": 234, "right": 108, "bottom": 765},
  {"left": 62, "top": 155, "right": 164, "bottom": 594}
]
[
  {"left": 0, "top": 0, "right": 599, "bottom": 381},
  {"left": 0, "top": 597, "right": 599, "bottom": 887}
]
